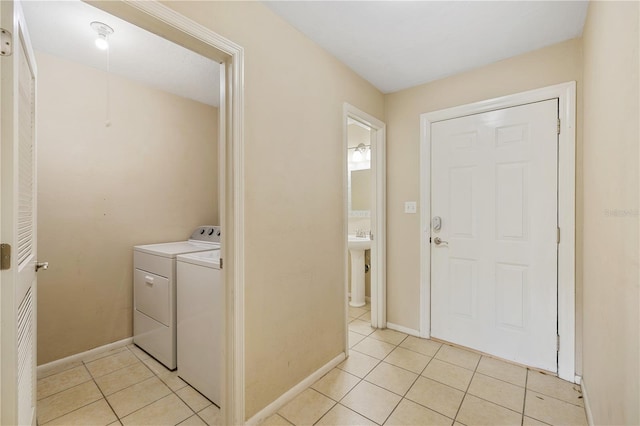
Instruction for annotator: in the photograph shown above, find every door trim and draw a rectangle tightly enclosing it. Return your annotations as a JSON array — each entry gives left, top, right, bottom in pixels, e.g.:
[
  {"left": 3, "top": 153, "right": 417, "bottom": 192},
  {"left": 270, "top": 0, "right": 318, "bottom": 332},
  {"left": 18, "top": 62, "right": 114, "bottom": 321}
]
[
  {"left": 87, "top": 1, "right": 245, "bottom": 423},
  {"left": 419, "top": 82, "right": 576, "bottom": 382},
  {"left": 343, "top": 104, "right": 386, "bottom": 341}
]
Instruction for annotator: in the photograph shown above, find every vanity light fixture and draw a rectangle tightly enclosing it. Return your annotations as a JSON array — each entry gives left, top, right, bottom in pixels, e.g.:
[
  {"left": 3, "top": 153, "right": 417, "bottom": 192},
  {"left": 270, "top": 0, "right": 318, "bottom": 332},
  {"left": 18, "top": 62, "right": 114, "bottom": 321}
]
[
  {"left": 351, "top": 143, "right": 370, "bottom": 162},
  {"left": 91, "top": 21, "right": 113, "bottom": 50}
]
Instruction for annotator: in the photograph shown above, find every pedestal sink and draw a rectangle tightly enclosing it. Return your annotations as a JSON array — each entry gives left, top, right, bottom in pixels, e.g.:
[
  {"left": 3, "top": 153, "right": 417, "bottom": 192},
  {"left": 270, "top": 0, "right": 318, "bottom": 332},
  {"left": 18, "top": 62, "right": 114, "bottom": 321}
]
[{"left": 348, "top": 236, "right": 371, "bottom": 307}]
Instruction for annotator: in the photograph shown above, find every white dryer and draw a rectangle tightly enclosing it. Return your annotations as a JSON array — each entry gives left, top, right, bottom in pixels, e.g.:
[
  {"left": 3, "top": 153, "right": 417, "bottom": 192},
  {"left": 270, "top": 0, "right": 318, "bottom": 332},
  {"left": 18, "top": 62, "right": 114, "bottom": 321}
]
[
  {"left": 133, "top": 226, "right": 221, "bottom": 369},
  {"left": 177, "top": 249, "right": 222, "bottom": 405}
]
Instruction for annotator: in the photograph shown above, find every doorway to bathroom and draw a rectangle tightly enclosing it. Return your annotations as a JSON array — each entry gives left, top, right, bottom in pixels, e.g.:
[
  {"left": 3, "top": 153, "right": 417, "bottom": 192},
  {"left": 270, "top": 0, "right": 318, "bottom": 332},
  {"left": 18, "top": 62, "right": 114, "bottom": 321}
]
[{"left": 344, "top": 104, "right": 386, "bottom": 342}]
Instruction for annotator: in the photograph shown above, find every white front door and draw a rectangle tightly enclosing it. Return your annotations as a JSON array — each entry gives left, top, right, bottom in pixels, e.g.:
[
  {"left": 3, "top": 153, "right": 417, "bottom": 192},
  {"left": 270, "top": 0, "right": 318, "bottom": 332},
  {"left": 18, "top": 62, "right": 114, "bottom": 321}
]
[
  {"left": 0, "top": 1, "right": 38, "bottom": 424},
  {"left": 430, "top": 99, "right": 558, "bottom": 372}
]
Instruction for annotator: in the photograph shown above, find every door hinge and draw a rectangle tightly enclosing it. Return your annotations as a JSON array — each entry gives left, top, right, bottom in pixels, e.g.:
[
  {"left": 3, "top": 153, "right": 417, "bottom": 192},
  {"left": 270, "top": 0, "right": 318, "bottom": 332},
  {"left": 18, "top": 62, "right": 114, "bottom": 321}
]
[
  {"left": 0, "top": 28, "right": 13, "bottom": 56},
  {"left": 557, "top": 118, "right": 561, "bottom": 135},
  {"left": 220, "top": 258, "right": 223, "bottom": 269},
  {"left": 557, "top": 335, "right": 560, "bottom": 352},
  {"left": 1, "top": 244, "right": 11, "bottom": 270},
  {"left": 557, "top": 227, "right": 561, "bottom": 244}
]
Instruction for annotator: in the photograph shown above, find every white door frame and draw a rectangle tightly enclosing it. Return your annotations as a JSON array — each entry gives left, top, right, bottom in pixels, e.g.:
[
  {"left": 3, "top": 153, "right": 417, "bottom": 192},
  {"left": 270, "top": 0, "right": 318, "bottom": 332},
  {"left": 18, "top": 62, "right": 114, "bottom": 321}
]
[
  {"left": 87, "top": 1, "right": 245, "bottom": 423},
  {"left": 419, "top": 82, "right": 576, "bottom": 382},
  {"left": 343, "top": 103, "right": 386, "bottom": 340}
]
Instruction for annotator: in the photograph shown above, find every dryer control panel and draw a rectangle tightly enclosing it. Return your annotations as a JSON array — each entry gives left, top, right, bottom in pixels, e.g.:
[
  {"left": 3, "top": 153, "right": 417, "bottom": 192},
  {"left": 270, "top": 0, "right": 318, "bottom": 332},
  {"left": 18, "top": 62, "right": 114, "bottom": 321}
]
[{"left": 189, "top": 226, "right": 221, "bottom": 243}]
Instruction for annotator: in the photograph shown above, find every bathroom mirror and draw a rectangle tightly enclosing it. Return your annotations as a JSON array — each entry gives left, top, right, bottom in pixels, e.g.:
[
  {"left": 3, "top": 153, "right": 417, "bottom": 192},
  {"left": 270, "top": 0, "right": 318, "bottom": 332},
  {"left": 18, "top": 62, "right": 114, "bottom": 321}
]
[
  {"left": 351, "top": 169, "right": 371, "bottom": 211},
  {"left": 347, "top": 121, "right": 372, "bottom": 219}
]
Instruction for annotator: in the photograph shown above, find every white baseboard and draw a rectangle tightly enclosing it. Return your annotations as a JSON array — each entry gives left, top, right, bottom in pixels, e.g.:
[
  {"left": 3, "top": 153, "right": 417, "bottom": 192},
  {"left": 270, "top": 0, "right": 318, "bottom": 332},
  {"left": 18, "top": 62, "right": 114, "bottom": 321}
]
[
  {"left": 37, "top": 337, "right": 133, "bottom": 377},
  {"left": 387, "top": 322, "right": 421, "bottom": 337},
  {"left": 245, "top": 352, "right": 346, "bottom": 426},
  {"left": 581, "top": 377, "right": 594, "bottom": 426}
]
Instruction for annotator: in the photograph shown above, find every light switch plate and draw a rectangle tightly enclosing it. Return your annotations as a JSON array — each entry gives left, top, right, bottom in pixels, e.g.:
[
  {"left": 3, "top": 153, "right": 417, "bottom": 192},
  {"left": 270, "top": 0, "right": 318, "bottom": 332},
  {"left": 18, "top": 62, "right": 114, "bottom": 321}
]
[{"left": 405, "top": 201, "right": 417, "bottom": 214}]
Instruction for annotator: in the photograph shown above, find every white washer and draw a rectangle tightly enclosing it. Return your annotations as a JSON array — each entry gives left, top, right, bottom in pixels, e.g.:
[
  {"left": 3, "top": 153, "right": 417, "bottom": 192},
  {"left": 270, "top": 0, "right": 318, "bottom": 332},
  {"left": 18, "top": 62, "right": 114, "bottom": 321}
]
[
  {"left": 177, "top": 250, "right": 222, "bottom": 405},
  {"left": 133, "top": 226, "right": 221, "bottom": 369}
]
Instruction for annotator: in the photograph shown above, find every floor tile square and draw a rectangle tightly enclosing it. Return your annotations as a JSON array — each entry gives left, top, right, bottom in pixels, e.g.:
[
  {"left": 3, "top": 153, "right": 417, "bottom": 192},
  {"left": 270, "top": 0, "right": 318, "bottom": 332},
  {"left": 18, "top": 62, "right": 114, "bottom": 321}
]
[
  {"left": 349, "top": 306, "right": 368, "bottom": 319},
  {"left": 434, "top": 345, "right": 480, "bottom": 371},
  {"left": 127, "top": 344, "right": 151, "bottom": 361},
  {"left": 37, "top": 360, "right": 84, "bottom": 380},
  {"left": 176, "top": 386, "right": 212, "bottom": 412},
  {"left": 178, "top": 414, "right": 208, "bottom": 426},
  {"left": 260, "top": 413, "right": 293, "bottom": 425},
  {"left": 198, "top": 405, "right": 222, "bottom": 425},
  {"left": 359, "top": 311, "right": 372, "bottom": 321},
  {"left": 315, "top": 404, "right": 376, "bottom": 425},
  {"left": 81, "top": 347, "right": 129, "bottom": 364},
  {"left": 348, "top": 319, "right": 375, "bottom": 336},
  {"left": 353, "top": 337, "right": 396, "bottom": 359},
  {"left": 522, "top": 416, "right": 550, "bottom": 426},
  {"left": 527, "top": 370, "right": 584, "bottom": 406},
  {"left": 476, "top": 356, "right": 526, "bottom": 387},
  {"left": 385, "top": 347, "right": 431, "bottom": 374},
  {"left": 338, "top": 350, "right": 380, "bottom": 378},
  {"left": 278, "top": 388, "right": 335, "bottom": 425},
  {"left": 121, "top": 393, "right": 193, "bottom": 425},
  {"left": 312, "top": 368, "right": 361, "bottom": 401},
  {"left": 349, "top": 331, "right": 366, "bottom": 348},
  {"left": 37, "top": 365, "right": 92, "bottom": 400},
  {"left": 38, "top": 381, "right": 103, "bottom": 424},
  {"left": 405, "top": 377, "right": 464, "bottom": 419},
  {"left": 400, "top": 337, "right": 441, "bottom": 357},
  {"left": 107, "top": 376, "right": 171, "bottom": 418},
  {"left": 341, "top": 381, "right": 401, "bottom": 424},
  {"left": 422, "top": 359, "right": 473, "bottom": 391},
  {"left": 85, "top": 351, "right": 140, "bottom": 378},
  {"left": 43, "top": 398, "right": 117, "bottom": 426},
  {"left": 370, "top": 328, "right": 408, "bottom": 345},
  {"left": 365, "top": 362, "right": 417, "bottom": 396},
  {"left": 95, "top": 361, "right": 154, "bottom": 395},
  {"left": 158, "top": 371, "right": 188, "bottom": 391},
  {"left": 385, "top": 398, "right": 453, "bottom": 426},
  {"left": 456, "top": 394, "right": 521, "bottom": 426},
  {"left": 467, "top": 373, "right": 525, "bottom": 412},
  {"left": 142, "top": 357, "right": 173, "bottom": 376},
  {"left": 525, "top": 391, "right": 587, "bottom": 425}
]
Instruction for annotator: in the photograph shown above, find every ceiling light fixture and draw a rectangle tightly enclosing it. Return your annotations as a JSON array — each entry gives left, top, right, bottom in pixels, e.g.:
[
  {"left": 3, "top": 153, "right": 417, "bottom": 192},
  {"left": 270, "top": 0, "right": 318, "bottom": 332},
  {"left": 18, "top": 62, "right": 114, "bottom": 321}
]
[{"left": 90, "top": 21, "right": 113, "bottom": 50}]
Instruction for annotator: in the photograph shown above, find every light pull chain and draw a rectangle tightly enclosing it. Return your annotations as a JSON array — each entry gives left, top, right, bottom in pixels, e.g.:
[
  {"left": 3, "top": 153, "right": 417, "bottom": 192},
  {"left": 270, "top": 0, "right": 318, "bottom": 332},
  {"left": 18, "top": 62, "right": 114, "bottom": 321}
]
[{"left": 105, "top": 41, "right": 111, "bottom": 127}]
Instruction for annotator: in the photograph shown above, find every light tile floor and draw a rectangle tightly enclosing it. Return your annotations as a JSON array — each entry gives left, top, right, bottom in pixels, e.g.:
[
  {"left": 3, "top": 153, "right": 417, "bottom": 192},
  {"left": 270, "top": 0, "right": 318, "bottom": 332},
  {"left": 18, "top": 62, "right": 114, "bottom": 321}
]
[
  {"left": 37, "top": 344, "right": 221, "bottom": 426},
  {"left": 36, "top": 303, "right": 587, "bottom": 426},
  {"left": 264, "top": 303, "right": 588, "bottom": 426}
]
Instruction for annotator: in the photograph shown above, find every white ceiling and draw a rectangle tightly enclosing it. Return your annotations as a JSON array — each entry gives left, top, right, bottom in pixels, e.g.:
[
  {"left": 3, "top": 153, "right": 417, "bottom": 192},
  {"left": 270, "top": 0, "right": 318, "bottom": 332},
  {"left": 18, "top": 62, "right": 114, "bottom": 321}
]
[
  {"left": 264, "top": 1, "right": 589, "bottom": 94},
  {"left": 22, "top": 1, "right": 220, "bottom": 107},
  {"left": 22, "top": 1, "right": 588, "bottom": 103}
]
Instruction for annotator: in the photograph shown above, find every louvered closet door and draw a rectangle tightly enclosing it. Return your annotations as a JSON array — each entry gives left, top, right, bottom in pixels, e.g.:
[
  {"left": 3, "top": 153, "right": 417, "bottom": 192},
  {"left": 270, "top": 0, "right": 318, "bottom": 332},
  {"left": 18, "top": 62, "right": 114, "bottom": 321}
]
[{"left": 1, "top": 1, "right": 38, "bottom": 424}]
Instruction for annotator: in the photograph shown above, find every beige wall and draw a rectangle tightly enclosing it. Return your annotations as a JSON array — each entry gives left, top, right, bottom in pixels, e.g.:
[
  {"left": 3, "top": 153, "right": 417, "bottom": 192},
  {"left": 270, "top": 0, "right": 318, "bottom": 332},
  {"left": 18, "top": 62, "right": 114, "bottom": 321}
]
[
  {"left": 36, "top": 51, "right": 218, "bottom": 364},
  {"left": 384, "top": 38, "right": 584, "bottom": 367},
  {"left": 581, "top": 1, "right": 639, "bottom": 424},
  {"left": 161, "top": 1, "right": 385, "bottom": 418}
]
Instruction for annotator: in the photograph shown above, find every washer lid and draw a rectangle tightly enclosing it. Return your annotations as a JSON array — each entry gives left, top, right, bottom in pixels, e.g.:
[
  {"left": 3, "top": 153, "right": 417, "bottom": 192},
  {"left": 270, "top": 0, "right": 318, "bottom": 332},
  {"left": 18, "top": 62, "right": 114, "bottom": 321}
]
[
  {"left": 177, "top": 249, "right": 221, "bottom": 268},
  {"left": 134, "top": 241, "right": 218, "bottom": 258}
]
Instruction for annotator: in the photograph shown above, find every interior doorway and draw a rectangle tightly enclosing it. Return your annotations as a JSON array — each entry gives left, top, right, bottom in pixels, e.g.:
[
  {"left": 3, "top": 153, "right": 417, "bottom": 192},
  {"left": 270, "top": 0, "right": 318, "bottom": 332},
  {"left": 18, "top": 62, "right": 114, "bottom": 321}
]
[
  {"left": 0, "top": 1, "right": 246, "bottom": 424},
  {"left": 343, "top": 104, "right": 386, "bottom": 341}
]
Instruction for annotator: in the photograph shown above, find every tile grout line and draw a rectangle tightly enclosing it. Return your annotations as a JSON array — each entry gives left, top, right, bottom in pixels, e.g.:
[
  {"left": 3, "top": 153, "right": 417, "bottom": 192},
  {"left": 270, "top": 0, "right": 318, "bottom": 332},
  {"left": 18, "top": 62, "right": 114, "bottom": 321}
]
[
  {"left": 521, "top": 369, "right": 529, "bottom": 426},
  {"left": 377, "top": 334, "right": 426, "bottom": 425},
  {"left": 85, "top": 359, "right": 121, "bottom": 425},
  {"left": 37, "top": 363, "right": 105, "bottom": 425},
  {"left": 451, "top": 351, "right": 481, "bottom": 424}
]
